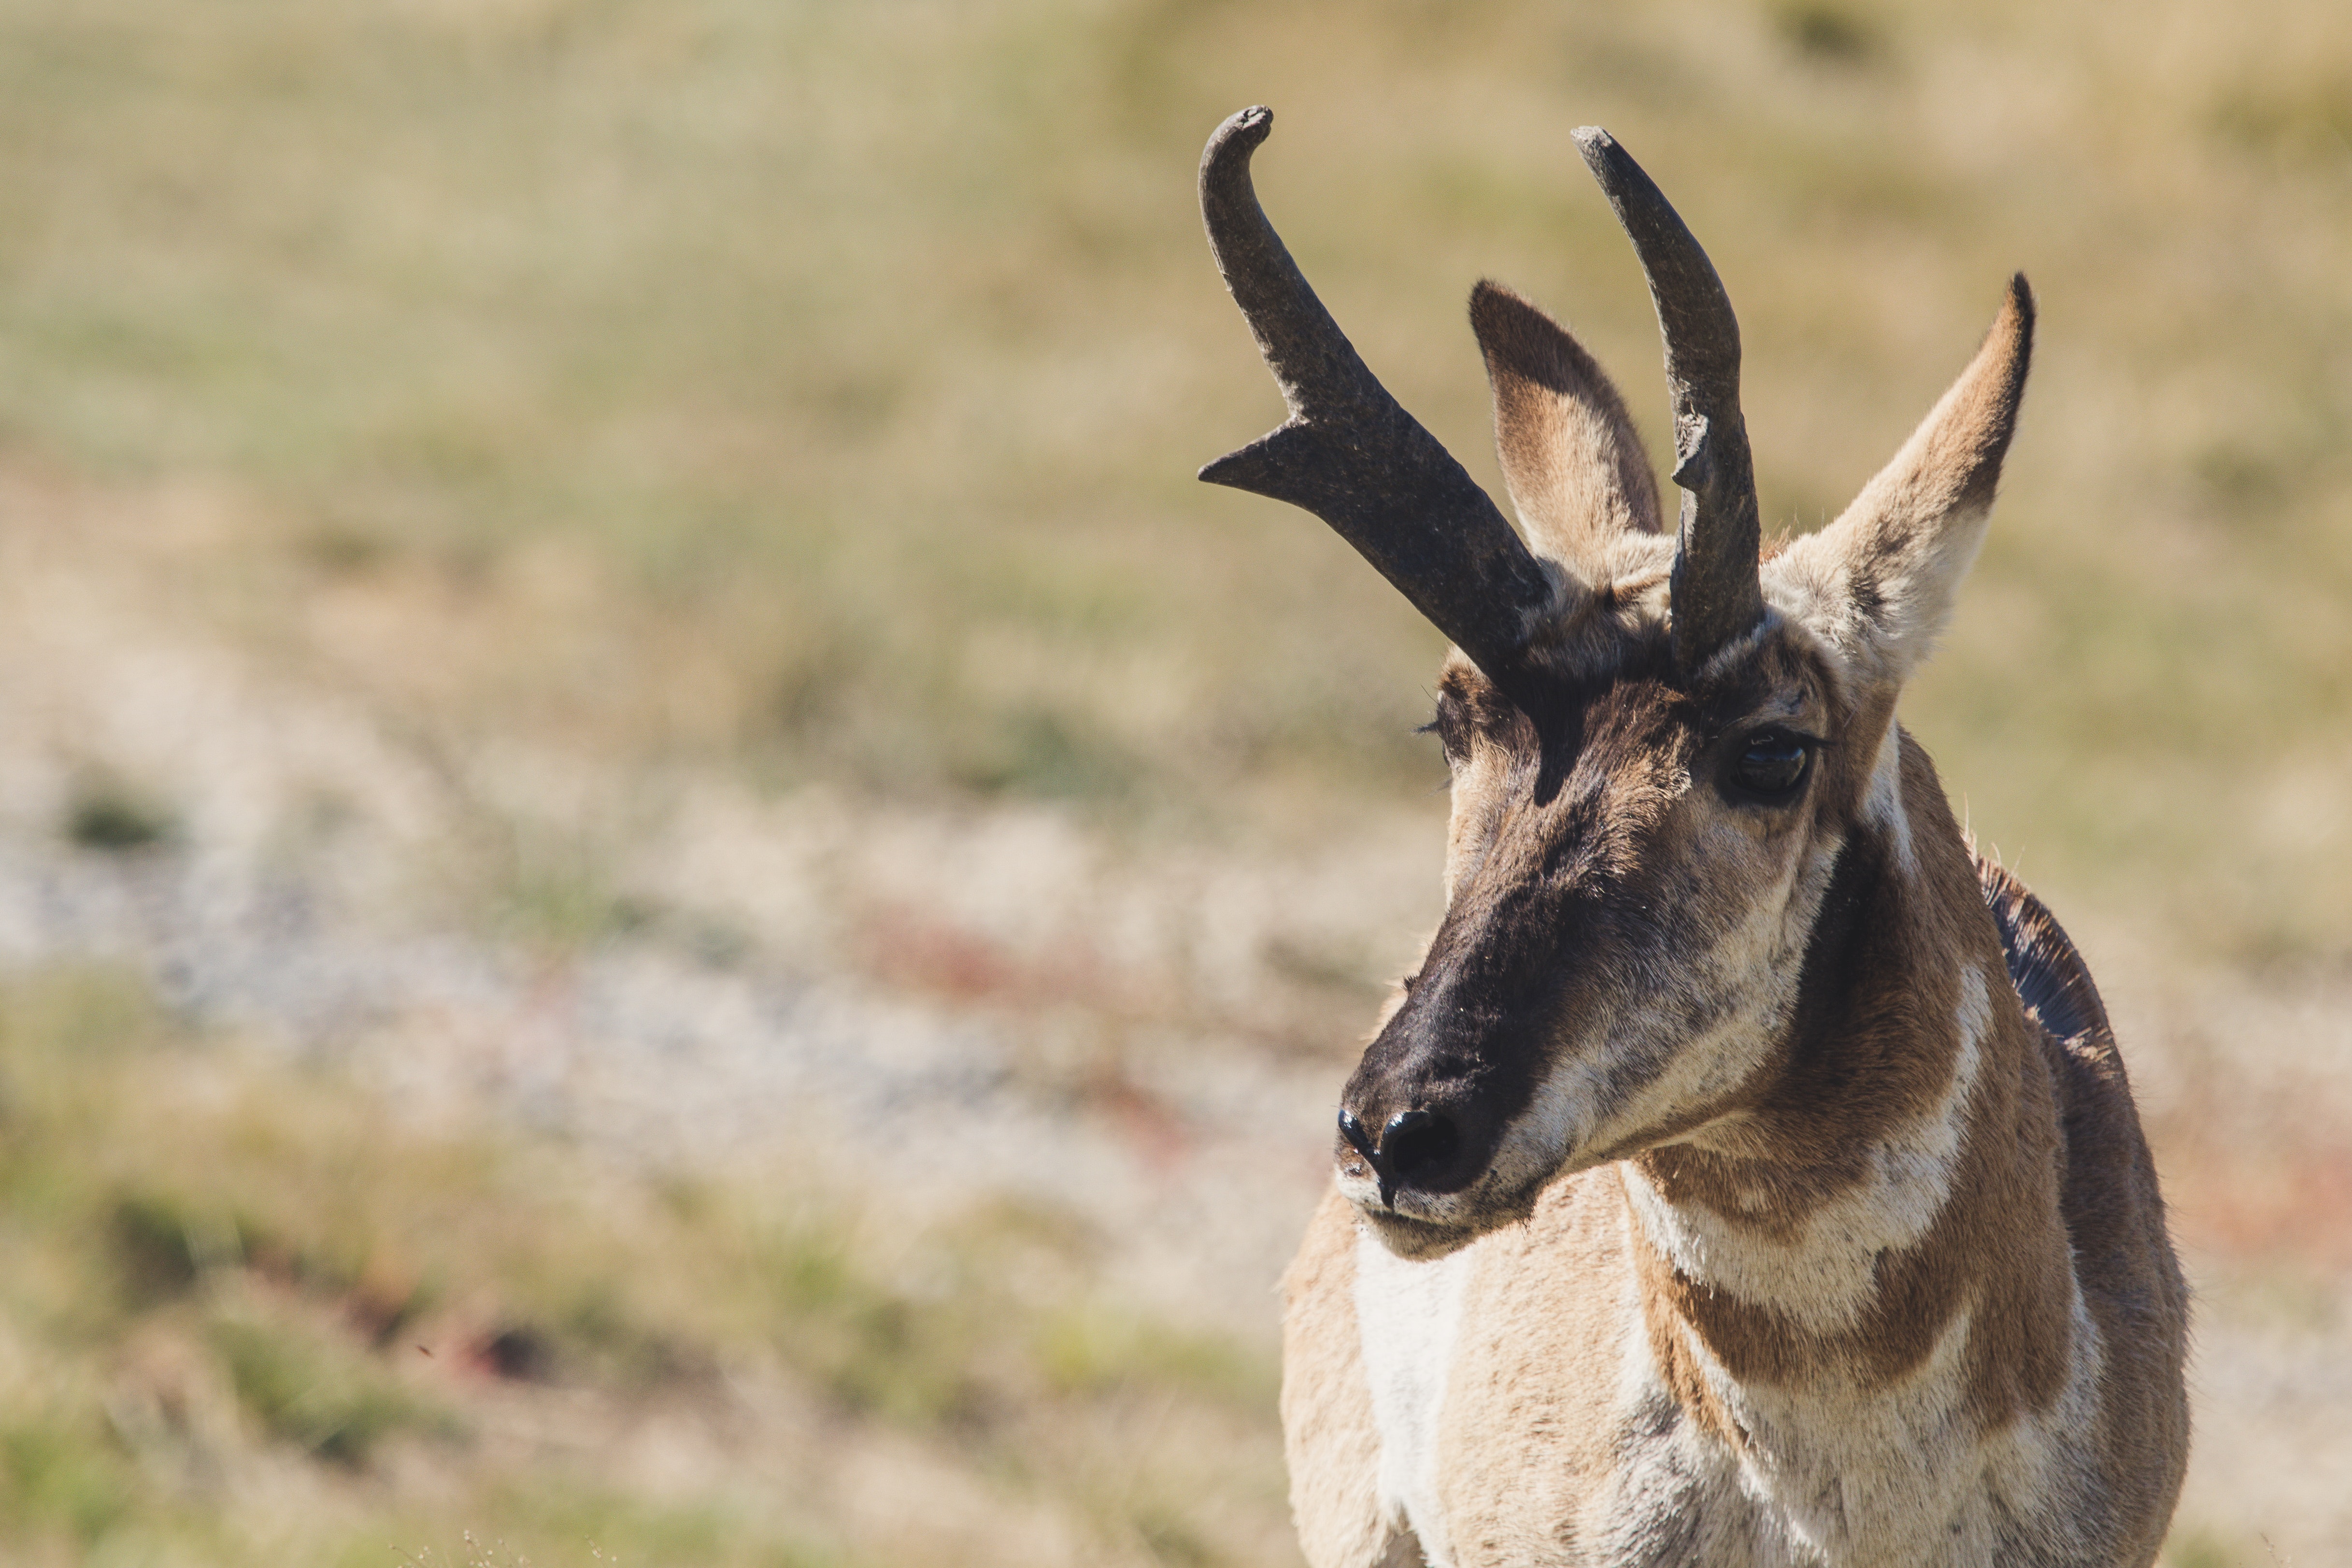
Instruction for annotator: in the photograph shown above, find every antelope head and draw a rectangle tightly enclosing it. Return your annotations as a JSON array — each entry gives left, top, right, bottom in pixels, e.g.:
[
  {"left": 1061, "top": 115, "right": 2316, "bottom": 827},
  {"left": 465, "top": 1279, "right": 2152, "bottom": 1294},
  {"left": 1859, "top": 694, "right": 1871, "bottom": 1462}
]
[{"left": 1199, "top": 108, "right": 2033, "bottom": 1260}]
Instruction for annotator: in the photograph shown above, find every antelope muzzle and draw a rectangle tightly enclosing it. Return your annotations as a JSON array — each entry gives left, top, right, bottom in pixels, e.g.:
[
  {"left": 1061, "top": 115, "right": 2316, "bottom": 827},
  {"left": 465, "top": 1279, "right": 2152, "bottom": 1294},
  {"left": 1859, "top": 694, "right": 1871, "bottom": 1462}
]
[{"left": 1333, "top": 943, "right": 1561, "bottom": 1251}]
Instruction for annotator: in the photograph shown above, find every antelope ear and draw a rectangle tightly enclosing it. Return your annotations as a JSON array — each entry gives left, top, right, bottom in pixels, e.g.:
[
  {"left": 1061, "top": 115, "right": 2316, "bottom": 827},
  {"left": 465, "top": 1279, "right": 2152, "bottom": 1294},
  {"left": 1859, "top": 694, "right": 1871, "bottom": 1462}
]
[
  {"left": 1470, "top": 281, "right": 1664, "bottom": 573},
  {"left": 1772, "top": 275, "right": 2035, "bottom": 686}
]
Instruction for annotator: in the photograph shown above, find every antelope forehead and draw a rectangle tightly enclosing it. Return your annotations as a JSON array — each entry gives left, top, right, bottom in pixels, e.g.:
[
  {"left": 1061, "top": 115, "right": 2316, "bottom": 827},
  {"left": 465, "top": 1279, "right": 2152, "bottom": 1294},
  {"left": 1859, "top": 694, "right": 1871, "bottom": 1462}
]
[{"left": 1437, "top": 609, "right": 1846, "bottom": 798}]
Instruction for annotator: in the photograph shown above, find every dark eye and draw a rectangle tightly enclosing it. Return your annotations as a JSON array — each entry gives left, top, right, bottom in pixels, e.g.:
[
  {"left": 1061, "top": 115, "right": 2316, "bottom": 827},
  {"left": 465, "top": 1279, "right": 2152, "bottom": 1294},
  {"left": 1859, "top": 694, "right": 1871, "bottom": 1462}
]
[
  {"left": 1421, "top": 699, "right": 1470, "bottom": 765},
  {"left": 1728, "top": 731, "right": 1812, "bottom": 801}
]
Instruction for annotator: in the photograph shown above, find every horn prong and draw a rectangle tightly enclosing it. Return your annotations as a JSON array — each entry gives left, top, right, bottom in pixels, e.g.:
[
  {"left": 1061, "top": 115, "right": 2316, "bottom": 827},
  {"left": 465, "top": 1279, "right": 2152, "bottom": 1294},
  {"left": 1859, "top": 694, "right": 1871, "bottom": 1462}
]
[{"left": 1199, "top": 107, "right": 1555, "bottom": 688}]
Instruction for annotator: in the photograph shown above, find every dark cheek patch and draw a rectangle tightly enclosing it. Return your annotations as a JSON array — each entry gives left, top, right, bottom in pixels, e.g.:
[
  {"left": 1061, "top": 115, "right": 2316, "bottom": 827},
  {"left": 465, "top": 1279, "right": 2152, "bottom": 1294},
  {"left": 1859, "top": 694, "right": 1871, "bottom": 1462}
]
[{"left": 1528, "top": 700, "right": 1588, "bottom": 809}]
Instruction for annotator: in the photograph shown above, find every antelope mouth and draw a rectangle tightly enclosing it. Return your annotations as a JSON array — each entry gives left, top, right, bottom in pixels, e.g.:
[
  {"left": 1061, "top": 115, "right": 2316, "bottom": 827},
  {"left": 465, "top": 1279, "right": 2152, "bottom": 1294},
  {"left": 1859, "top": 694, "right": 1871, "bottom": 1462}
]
[
  {"left": 1336, "top": 1114, "right": 1550, "bottom": 1259},
  {"left": 1349, "top": 1179, "right": 1547, "bottom": 1260}
]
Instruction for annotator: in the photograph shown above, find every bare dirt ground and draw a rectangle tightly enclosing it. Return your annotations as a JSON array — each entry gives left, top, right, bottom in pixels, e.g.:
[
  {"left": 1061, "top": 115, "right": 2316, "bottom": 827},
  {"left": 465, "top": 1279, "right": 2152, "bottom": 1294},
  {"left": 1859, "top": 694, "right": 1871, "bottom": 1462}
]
[{"left": 7, "top": 468, "right": 2349, "bottom": 1563}]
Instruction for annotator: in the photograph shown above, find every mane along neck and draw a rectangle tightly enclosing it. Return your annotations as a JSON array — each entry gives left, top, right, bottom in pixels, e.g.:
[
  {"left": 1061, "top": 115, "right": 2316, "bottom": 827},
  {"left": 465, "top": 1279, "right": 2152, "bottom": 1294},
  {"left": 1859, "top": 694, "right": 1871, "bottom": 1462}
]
[{"left": 1623, "top": 732, "right": 2081, "bottom": 1429}]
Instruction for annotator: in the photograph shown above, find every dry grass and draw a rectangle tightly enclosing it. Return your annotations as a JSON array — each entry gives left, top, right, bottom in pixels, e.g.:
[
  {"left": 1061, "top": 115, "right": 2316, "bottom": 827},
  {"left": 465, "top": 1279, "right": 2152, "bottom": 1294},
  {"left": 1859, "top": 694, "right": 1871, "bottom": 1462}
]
[{"left": 0, "top": 964, "right": 1293, "bottom": 1567}]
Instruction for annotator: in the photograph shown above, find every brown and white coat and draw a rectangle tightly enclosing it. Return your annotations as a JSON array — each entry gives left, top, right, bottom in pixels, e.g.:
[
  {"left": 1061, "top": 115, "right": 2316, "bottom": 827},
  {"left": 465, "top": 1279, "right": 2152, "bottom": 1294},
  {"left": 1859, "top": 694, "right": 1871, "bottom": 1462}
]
[{"left": 1196, "top": 108, "right": 2188, "bottom": 1567}]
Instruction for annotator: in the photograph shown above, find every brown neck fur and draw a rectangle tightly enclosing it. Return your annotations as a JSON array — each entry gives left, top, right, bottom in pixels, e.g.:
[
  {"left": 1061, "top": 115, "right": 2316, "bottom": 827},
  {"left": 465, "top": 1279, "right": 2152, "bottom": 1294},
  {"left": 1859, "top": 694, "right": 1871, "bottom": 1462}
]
[{"left": 1630, "top": 732, "right": 2077, "bottom": 1428}]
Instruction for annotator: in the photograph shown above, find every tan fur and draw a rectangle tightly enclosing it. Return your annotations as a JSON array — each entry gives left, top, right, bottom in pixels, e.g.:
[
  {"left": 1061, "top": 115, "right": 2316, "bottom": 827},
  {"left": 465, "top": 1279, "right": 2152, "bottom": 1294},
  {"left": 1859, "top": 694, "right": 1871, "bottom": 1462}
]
[
  {"left": 1282, "top": 278, "right": 2186, "bottom": 1566},
  {"left": 1472, "top": 280, "right": 1666, "bottom": 566},
  {"left": 1986, "top": 862, "right": 2192, "bottom": 1561},
  {"left": 1628, "top": 748, "right": 2077, "bottom": 1413},
  {"left": 1283, "top": 1186, "right": 1402, "bottom": 1568},
  {"left": 1771, "top": 277, "right": 2033, "bottom": 686}
]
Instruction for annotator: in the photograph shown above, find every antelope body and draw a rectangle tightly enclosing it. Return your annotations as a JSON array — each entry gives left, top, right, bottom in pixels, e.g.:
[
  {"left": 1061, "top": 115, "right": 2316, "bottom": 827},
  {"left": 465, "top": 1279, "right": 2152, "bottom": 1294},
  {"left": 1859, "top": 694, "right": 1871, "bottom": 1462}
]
[{"left": 1196, "top": 108, "right": 2187, "bottom": 1567}]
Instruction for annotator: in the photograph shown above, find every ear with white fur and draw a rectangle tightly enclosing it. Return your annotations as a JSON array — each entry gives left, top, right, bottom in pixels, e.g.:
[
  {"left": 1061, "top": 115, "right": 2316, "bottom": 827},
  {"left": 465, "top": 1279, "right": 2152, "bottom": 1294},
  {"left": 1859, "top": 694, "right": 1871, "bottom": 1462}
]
[
  {"left": 1470, "top": 280, "right": 1664, "bottom": 572},
  {"left": 1771, "top": 275, "right": 2034, "bottom": 686}
]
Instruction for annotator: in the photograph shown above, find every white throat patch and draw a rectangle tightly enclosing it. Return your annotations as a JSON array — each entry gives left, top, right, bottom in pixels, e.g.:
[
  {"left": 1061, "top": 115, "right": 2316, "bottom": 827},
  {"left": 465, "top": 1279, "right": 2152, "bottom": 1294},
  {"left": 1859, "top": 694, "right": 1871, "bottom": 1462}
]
[{"left": 1354, "top": 1226, "right": 1474, "bottom": 1566}]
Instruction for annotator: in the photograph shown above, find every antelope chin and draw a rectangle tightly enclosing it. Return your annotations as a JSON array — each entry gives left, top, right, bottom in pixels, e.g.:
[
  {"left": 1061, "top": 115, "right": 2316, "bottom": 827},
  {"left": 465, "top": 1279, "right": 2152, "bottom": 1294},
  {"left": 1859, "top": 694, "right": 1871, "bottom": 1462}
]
[
  {"left": 1359, "top": 1206, "right": 1480, "bottom": 1261},
  {"left": 1351, "top": 1175, "right": 1545, "bottom": 1261}
]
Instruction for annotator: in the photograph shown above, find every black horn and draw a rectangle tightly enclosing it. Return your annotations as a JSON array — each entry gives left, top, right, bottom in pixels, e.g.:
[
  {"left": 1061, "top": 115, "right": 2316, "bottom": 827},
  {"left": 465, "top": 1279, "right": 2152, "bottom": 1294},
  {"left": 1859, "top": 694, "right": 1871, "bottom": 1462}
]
[
  {"left": 1198, "top": 107, "right": 1554, "bottom": 687},
  {"left": 1574, "top": 128, "right": 1764, "bottom": 675}
]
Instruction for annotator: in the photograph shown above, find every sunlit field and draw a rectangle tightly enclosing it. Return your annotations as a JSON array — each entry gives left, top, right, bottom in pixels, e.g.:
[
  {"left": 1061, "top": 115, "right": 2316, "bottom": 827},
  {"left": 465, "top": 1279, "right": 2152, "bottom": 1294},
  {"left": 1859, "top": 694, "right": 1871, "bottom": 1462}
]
[{"left": 0, "top": 0, "right": 2348, "bottom": 1563}]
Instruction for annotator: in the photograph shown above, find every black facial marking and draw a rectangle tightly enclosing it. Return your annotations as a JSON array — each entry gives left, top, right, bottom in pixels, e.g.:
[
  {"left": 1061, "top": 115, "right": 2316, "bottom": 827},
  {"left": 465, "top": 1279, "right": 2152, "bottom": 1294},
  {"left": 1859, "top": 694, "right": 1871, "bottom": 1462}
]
[
  {"left": 1772, "top": 830, "right": 1882, "bottom": 1088},
  {"left": 1527, "top": 698, "right": 1586, "bottom": 809}
]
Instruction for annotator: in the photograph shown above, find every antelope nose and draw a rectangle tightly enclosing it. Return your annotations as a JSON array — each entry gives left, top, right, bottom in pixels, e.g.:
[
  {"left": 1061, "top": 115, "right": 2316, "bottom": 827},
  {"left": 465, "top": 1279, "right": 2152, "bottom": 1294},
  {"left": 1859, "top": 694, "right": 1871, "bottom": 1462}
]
[
  {"left": 1381, "top": 1108, "right": 1462, "bottom": 1185},
  {"left": 1336, "top": 1105, "right": 1466, "bottom": 1205}
]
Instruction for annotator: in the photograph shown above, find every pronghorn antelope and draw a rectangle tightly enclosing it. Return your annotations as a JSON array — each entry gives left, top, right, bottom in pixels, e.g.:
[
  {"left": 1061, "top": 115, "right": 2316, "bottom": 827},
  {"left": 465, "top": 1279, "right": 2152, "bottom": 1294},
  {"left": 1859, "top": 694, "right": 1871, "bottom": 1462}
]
[{"left": 1197, "top": 108, "right": 2188, "bottom": 1566}]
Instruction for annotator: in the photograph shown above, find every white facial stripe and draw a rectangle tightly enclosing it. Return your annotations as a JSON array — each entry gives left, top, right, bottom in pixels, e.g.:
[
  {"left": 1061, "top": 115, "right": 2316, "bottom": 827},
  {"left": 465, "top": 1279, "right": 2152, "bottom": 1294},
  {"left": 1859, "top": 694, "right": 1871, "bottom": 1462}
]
[{"left": 1863, "top": 720, "right": 1914, "bottom": 877}]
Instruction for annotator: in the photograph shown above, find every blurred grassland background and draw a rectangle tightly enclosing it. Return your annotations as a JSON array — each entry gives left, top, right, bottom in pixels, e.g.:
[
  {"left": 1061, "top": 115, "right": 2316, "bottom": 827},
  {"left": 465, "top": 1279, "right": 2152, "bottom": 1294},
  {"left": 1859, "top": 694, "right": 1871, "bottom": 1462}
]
[
  {"left": 3, "top": 0, "right": 2350, "bottom": 948},
  {"left": 0, "top": 0, "right": 2348, "bottom": 1564}
]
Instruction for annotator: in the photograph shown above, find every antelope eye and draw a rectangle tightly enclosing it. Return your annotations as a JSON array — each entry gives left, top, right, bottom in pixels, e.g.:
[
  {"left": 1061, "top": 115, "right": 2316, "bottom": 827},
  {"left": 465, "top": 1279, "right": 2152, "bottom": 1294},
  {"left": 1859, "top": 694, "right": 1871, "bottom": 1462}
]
[
  {"left": 1728, "top": 731, "right": 1812, "bottom": 800},
  {"left": 1421, "top": 702, "right": 1471, "bottom": 764}
]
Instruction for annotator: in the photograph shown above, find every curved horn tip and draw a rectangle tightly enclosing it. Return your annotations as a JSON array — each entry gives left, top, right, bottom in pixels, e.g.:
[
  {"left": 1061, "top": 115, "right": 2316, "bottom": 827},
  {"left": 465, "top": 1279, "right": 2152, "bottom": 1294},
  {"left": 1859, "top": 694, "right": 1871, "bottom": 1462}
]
[
  {"left": 1204, "top": 105, "right": 1274, "bottom": 166},
  {"left": 1571, "top": 126, "right": 1632, "bottom": 184}
]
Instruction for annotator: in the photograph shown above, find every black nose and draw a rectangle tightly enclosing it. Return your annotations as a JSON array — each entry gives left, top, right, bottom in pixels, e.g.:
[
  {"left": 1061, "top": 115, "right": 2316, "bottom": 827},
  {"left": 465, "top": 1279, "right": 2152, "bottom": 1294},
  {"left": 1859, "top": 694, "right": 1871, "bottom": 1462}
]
[
  {"left": 1381, "top": 1108, "right": 1461, "bottom": 1185},
  {"left": 1337, "top": 1105, "right": 1467, "bottom": 1206},
  {"left": 1337, "top": 1107, "right": 1380, "bottom": 1169}
]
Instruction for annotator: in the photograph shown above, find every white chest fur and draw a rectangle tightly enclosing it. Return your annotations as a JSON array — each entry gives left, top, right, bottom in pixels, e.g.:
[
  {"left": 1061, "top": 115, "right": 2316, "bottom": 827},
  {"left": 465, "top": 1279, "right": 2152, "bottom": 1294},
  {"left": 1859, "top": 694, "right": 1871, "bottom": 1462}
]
[{"left": 1353, "top": 1226, "right": 1474, "bottom": 1567}]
